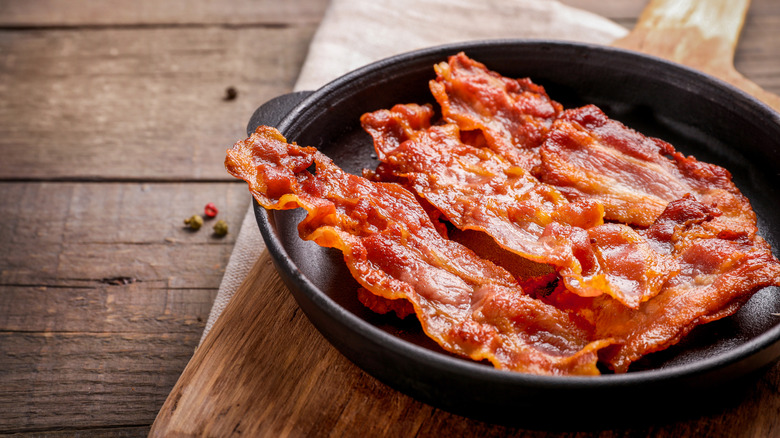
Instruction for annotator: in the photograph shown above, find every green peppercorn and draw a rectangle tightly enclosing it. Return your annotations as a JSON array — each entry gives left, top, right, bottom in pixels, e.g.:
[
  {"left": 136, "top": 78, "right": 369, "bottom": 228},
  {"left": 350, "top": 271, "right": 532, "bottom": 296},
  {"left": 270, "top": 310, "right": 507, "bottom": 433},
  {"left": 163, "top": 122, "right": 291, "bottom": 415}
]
[
  {"left": 184, "top": 214, "right": 204, "bottom": 230},
  {"left": 213, "top": 219, "right": 228, "bottom": 236}
]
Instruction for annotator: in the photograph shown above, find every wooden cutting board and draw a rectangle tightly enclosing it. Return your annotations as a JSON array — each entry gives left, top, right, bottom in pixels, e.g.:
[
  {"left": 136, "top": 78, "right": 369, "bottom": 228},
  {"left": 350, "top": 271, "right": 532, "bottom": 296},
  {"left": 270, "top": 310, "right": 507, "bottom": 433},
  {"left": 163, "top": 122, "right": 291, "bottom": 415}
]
[
  {"left": 150, "top": 0, "right": 779, "bottom": 435},
  {"left": 612, "top": 0, "right": 779, "bottom": 111}
]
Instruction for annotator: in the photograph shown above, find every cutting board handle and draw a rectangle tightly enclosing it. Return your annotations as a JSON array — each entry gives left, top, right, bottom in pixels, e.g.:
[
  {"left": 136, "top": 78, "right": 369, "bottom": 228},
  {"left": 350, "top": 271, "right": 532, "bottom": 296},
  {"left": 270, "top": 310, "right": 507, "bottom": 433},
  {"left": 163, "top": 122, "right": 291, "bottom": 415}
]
[
  {"left": 614, "top": 0, "right": 748, "bottom": 66},
  {"left": 612, "top": 0, "right": 780, "bottom": 112}
]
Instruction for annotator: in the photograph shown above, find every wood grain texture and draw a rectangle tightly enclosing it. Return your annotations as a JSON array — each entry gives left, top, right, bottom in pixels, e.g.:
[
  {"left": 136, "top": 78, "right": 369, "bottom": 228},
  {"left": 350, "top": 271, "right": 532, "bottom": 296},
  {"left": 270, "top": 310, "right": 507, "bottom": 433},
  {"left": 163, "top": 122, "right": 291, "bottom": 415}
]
[
  {"left": 0, "top": 0, "right": 328, "bottom": 435},
  {"left": 0, "top": 182, "right": 250, "bottom": 434},
  {"left": 734, "top": 14, "right": 780, "bottom": 92},
  {"left": 0, "top": 182, "right": 248, "bottom": 286},
  {"left": 0, "top": 331, "right": 200, "bottom": 433},
  {"left": 0, "top": 25, "right": 316, "bottom": 181},
  {"left": 612, "top": 0, "right": 780, "bottom": 111},
  {"left": 0, "top": 0, "right": 330, "bottom": 27}
]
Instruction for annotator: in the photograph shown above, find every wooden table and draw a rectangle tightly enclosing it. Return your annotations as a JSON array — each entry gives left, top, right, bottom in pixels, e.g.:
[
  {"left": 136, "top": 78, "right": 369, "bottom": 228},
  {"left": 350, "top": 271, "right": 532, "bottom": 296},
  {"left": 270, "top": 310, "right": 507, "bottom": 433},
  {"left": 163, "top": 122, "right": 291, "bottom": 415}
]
[{"left": 1, "top": 0, "right": 778, "bottom": 436}]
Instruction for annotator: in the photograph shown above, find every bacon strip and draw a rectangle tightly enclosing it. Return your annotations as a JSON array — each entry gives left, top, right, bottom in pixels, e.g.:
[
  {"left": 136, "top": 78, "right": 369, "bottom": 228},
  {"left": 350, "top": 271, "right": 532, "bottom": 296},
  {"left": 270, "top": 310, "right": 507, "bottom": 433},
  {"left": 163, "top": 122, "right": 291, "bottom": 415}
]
[
  {"left": 547, "top": 196, "right": 780, "bottom": 372},
  {"left": 540, "top": 105, "right": 752, "bottom": 227},
  {"left": 429, "top": 52, "right": 562, "bottom": 171},
  {"left": 225, "top": 126, "right": 611, "bottom": 375},
  {"left": 362, "top": 103, "right": 678, "bottom": 308}
]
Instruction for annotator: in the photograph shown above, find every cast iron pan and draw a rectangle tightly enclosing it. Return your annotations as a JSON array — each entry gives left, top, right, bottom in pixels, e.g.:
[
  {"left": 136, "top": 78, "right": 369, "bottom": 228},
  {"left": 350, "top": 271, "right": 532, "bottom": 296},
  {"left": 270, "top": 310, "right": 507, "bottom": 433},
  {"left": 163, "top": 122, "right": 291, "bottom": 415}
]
[{"left": 248, "top": 40, "right": 780, "bottom": 428}]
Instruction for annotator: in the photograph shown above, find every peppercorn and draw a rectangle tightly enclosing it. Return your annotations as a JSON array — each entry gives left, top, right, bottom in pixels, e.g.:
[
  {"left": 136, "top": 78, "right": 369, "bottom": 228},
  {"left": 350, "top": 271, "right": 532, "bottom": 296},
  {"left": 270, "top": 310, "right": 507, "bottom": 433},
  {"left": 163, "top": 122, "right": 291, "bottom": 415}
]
[
  {"left": 204, "top": 202, "right": 218, "bottom": 218},
  {"left": 184, "top": 214, "right": 204, "bottom": 231},
  {"left": 223, "top": 86, "right": 238, "bottom": 101},
  {"left": 213, "top": 219, "right": 228, "bottom": 237}
]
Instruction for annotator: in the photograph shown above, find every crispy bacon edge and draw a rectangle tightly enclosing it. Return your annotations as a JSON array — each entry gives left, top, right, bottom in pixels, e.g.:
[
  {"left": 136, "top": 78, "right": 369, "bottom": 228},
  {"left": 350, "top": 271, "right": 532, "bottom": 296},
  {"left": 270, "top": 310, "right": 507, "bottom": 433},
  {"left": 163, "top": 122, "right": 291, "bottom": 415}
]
[{"left": 429, "top": 51, "right": 562, "bottom": 172}]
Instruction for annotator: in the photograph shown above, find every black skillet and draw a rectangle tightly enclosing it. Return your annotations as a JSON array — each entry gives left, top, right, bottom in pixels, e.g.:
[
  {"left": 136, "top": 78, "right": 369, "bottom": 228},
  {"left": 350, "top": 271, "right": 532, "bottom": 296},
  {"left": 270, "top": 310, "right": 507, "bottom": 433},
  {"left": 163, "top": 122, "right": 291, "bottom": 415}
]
[{"left": 247, "top": 40, "right": 780, "bottom": 428}]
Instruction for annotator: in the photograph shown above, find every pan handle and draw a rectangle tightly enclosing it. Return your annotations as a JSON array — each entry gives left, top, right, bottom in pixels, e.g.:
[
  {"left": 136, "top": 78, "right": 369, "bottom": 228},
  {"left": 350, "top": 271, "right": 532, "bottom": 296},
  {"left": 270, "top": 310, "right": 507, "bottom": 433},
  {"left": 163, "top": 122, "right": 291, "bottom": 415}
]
[{"left": 246, "top": 90, "right": 314, "bottom": 136}]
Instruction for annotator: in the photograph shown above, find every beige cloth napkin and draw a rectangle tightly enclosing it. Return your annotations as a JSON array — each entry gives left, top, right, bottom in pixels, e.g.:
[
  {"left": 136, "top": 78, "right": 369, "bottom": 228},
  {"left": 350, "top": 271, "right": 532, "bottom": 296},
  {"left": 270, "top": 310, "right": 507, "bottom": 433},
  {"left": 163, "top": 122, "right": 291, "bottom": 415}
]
[{"left": 201, "top": 0, "right": 627, "bottom": 343}]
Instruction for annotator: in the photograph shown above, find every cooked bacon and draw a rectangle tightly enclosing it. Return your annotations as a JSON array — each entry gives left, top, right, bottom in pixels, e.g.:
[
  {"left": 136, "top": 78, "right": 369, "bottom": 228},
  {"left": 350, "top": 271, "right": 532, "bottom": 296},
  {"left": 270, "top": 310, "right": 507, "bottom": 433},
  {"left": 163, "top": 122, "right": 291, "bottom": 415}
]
[
  {"left": 430, "top": 56, "right": 780, "bottom": 368},
  {"left": 362, "top": 103, "right": 678, "bottom": 308},
  {"left": 228, "top": 53, "right": 780, "bottom": 375},
  {"left": 429, "top": 52, "right": 562, "bottom": 171},
  {"left": 360, "top": 103, "right": 603, "bottom": 255},
  {"left": 429, "top": 54, "right": 750, "bottom": 230},
  {"left": 225, "top": 125, "right": 612, "bottom": 375},
  {"left": 540, "top": 105, "right": 752, "bottom": 227},
  {"left": 547, "top": 196, "right": 780, "bottom": 372}
]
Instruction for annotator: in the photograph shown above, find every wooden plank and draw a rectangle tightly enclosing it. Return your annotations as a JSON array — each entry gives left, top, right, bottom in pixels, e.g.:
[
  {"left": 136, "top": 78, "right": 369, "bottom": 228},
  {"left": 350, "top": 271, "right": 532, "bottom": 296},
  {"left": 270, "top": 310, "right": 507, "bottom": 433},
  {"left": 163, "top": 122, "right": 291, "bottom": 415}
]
[
  {"left": 0, "top": 25, "right": 317, "bottom": 181},
  {"left": 0, "top": 0, "right": 330, "bottom": 27},
  {"left": 0, "top": 285, "right": 216, "bottom": 335},
  {"left": 0, "top": 182, "right": 250, "bottom": 286},
  {"left": 735, "top": 15, "right": 780, "bottom": 92},
  {"left": 0, "top": 331, "right": 200, "bottom": 433},
  {"left": 14, "top": 426, "right": 150, "bottom": 437},
  {"left": 0, "top": 181, "right": 252, "bottom": 433},
  {"left": 0, "top": 0, "right": 653, "bottom": 29}
]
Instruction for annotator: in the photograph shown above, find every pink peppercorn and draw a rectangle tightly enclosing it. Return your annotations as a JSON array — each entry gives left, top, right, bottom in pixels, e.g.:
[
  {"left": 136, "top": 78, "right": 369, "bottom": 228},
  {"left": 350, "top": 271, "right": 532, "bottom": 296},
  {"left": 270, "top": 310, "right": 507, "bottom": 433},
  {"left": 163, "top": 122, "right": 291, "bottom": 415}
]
[{"left": 204, "top": 202, "right": 218, "bottom": 218}]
